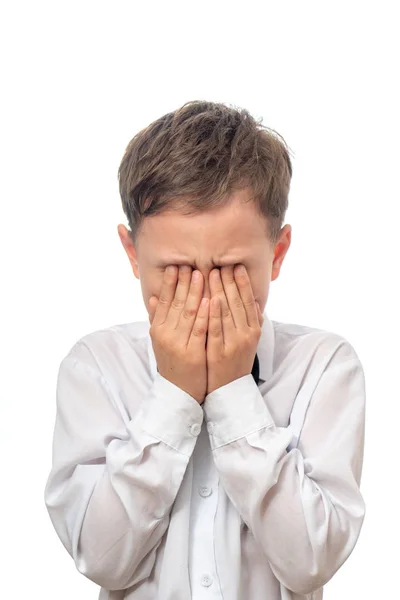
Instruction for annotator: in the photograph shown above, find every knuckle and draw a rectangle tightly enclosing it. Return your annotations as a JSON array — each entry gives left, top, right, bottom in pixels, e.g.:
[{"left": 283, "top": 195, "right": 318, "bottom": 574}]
[
  {"left": 171, "top": 297, "right": 185, "bottom": 310},
  {"left": 159, "top": 332, "right": 173, "bottom": 348},
  {"left": 192, "top": 323, "right": 207, "bottom": 337},
  {"left": 240, "top": 333, "right": 252, "bottom": 348},
  {"left": 155, "top": 332, "right": 167, "bottom": 347},
  {"left": 234, "top": 297, "right": 244, "bottom": 309},
  {"left": 221, "top": 305, "right": 231, "bottom": 318},
  {"left": 158, "top": 294, "right": 170, "bottom": 306},
  {"left": 244, "top": 299, "right": 255, "bottom": 310},
  {"left": 247, "top": 337, "right": 254, "bottom": 349},
  {"left": 182, "top": 305, "right": 198, "bottom": 320}
]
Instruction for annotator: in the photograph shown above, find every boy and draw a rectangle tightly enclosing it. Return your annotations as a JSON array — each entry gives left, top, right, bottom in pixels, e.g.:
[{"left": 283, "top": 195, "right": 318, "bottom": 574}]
[{"left": 44, "top": 100, "right": 366, "bottom": 600}]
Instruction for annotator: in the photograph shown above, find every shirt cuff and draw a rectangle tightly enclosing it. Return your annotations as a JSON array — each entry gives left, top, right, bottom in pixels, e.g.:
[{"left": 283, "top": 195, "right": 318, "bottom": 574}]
[
  {"left": 203, "top": 374, "right": 275, "bottom": 449},
  {"left": 137, "top": 372, "right": 204, "bottom": 456}
]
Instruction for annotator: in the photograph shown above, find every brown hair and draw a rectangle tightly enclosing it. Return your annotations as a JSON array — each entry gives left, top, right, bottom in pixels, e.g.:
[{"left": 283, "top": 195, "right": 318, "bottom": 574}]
[{"left": 118, "top": 100, "right": 294, "bottom": 248}]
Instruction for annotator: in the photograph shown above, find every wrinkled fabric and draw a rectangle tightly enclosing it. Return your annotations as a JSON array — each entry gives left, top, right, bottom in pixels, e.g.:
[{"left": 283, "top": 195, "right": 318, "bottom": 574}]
[{"left": 44, "top": 313, "right": 366, "bottom": 599}]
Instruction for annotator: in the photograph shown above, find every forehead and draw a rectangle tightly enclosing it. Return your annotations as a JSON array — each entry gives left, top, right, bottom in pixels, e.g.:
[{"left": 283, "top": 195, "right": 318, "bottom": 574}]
[{"left": 138, "top": 190, "right": 267, "bottom": 262}]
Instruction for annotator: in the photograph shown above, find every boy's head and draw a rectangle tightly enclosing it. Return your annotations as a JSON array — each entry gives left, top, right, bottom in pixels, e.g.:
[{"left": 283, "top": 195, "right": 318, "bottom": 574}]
[{"left": 117, "top": 100, "right": 293, "bottom": 317}]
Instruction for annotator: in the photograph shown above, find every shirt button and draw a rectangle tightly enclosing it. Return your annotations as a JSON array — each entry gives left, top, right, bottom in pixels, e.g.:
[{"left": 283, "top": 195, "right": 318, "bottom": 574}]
[
  {"left": 190, "top": 423, "right": 201, "bottom": 437},
  {"left": 207, "top": 422, "right": 213, "bottom": 433},
  {"left": 201, "top": 574, "right": 213, "bottom": 587},
  {"left": 198, "top": 486, "right": 212, "bottom": 498},
  {"left": 154, "top": 507, "right": 165, "bottom": 519}
]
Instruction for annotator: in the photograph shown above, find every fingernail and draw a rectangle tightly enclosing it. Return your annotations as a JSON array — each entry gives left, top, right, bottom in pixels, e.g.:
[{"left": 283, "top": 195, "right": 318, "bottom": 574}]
[
  {"left": 212, "top": 269, "right": 220, "bottom": 280},
  {"left": 235, "top": 264, "right": 245, "bottom": 275}
]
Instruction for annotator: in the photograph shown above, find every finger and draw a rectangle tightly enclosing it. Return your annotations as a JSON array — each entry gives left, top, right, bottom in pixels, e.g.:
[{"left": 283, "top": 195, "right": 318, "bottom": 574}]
[
  {"left": 178, "top": 269, "right": 206, "bottom": 343},
  {"left": 165, "top": 265, "right": 193, "bottom": 329},
  {"left": 148, "top": 296, "right": 157, "bottom": 325},
  {"left": 233, "top": 264, "right": 259, "bottom": 329},
  {"left": 152, "top": 265, "right": 178, "bottom": 326},
  {"left": 208, "top": 295, "right": 224, "bottom": 348},
  {"left": 149, "top": 296, "right": 161, "bottom": 325},
  {"left": 209, "top": 268, "right": 236, "bottom": 337},
  {"left": 220, "top": 265, "right": 247, "bottom": 329},
  {"left": 188, "top": 296, "right": 209, "bottom": 350}
]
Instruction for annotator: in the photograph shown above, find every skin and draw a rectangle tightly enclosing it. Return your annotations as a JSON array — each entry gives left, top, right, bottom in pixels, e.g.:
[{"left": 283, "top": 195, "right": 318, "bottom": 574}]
[{"left": 117, "top": 187, "right": 292, "bottom": 325}]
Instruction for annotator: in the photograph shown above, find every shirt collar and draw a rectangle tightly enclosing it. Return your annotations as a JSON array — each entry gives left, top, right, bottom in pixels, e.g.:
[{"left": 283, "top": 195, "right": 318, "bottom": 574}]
[{"left": 147, "top": 309, "right": 275, "bottom": 385}]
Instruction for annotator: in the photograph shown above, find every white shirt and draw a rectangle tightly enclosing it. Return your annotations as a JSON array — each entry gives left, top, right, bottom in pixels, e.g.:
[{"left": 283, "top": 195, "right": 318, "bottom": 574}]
[{"left": 44, "top": 312, "right": 366, "bottom": 600}]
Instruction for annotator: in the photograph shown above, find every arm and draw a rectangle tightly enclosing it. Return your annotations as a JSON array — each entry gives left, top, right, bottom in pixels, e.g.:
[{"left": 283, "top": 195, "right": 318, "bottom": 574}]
[
  {"left": 203, "top": 338, "right": 366, "bottom": 596},
  {"left": 44, "top": 341, "right": 203, "bottom": 591}
]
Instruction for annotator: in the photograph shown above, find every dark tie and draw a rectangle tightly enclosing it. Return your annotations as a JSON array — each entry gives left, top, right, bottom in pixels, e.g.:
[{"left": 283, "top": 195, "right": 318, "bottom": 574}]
[
  {"left": 251, "top": 352, "right": 260, "bottom": 385},
  {"left": 157, "top": 352, "right": 260, "bottom": 385}
]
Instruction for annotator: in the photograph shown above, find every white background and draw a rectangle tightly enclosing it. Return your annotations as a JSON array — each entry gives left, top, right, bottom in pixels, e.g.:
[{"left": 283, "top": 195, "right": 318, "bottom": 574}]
[{"left": 1, "top": 1, "right": 398, "bottom": 598}]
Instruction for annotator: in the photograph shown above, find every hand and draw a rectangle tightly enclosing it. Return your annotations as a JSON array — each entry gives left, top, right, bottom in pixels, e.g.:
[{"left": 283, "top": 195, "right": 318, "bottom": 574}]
[
  {"left": 148, "top": 265, "right": 209, "bottom": 404},
  {"left": 206, "top": 265, "right": 264, "bottom": 395}
]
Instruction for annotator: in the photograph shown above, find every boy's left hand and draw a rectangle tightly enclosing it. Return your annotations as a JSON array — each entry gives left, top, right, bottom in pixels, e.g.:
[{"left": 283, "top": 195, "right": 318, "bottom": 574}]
[{"left": 206, "top": 265, "right": 264, "bottom": 395}]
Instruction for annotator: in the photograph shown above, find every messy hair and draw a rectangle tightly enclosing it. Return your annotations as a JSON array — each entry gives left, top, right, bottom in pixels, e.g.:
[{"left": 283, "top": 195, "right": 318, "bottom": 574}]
[{"left": 118, "top": 100, "right": 294, "bottom": 248}]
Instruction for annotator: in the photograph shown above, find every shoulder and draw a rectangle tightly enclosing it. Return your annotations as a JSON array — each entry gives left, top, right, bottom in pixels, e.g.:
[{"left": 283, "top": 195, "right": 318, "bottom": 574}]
[
  {"left": 60, "top": 320, "right": 151, "bottom": 374},
  {"left": 272, "top": 319, "right": 363, "bottom": 369}
]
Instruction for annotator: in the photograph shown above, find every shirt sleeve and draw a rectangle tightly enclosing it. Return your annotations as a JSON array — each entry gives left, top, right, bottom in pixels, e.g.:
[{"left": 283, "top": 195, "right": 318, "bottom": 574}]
[
  {"left": 44, "top": 341, "right": 203, "bottom": 591},
  {"left": 202, "top": 338, "right": 366, "bottom": 596}
]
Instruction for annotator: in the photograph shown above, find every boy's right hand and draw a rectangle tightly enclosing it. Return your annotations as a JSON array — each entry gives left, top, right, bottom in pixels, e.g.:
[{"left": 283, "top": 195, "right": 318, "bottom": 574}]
[{"left": 148, "top": 265, "right": 210, "bottom": 404}]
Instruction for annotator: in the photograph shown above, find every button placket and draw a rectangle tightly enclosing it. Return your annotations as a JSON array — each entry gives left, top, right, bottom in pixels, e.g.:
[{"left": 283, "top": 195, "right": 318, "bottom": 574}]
[{"left": 189, "top": 420, "right": 222, "bottom": 597}]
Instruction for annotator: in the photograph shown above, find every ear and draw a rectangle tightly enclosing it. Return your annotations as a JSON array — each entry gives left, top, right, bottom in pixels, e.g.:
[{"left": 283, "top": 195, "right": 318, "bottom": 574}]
[
  {"left": 271, "top": 224, "right": 292, "bottom": 282},
  {"left": 117, "top": 224, "right": 140, "bottom": 279}
]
